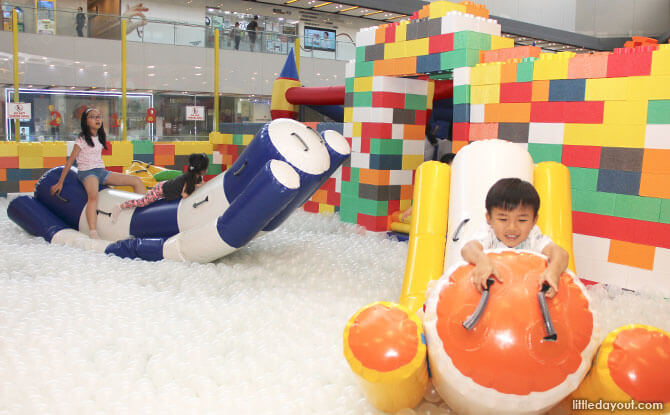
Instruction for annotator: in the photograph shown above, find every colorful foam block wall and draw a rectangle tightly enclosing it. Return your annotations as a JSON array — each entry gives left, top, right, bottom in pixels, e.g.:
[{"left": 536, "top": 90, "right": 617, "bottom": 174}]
[
  {"left": 0, "top": 122, "right": 341, "bottom": 197},
  {"left": 341, "top": 0, "right": 670, "bottom": 294}
]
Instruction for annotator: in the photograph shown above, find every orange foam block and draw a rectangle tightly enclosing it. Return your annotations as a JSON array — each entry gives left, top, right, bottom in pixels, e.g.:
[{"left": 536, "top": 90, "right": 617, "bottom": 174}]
[
  {"left": 500, "top": 61, "right": 518, "bottom": 83},
  {"left": 469, "top": 123, "right": 498, "bottom": 140},
  {"left": 360, "top": 168, "right": 390, "bottom": 185},
  {"left": 452, "top": 140, "right": 468, "bottom": 153},
  {"left": 480, "top": 46, "right": 541, "bottom": 64},
  {"left": 532, "top": 80, "right": 550, "bottom": 102},
  {"left": 608, "top": 239, "right": 655, "bottom": 270},
  {"left": 459, "top": 1, "right": 489, "bottom": 18},
  {"left": 484, "top": 103, "right": 531, "bottom": 123},
  {"left": 19, "top": 180, "right": 38, "bottom": 193},
  {"left": 568, "top": 52, "right": 609, "bottom": 79}
]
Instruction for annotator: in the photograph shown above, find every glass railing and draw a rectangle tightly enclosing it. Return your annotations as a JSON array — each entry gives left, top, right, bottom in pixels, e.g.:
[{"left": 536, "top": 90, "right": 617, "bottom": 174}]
[{"left": 1, "top": 4, "right": 356, "bottom": 61}]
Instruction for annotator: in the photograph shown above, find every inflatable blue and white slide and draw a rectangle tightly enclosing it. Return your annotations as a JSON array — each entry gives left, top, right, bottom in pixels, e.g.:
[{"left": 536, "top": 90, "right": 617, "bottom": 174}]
[{"left": 7, "top": 119, "right": 350, "bottom": 263}]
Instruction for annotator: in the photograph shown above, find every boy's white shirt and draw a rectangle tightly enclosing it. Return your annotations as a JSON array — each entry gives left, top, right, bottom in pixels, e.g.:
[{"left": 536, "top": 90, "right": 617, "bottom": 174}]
[{"left": 470, "top": 224, "right": 552, "bottom": 253}]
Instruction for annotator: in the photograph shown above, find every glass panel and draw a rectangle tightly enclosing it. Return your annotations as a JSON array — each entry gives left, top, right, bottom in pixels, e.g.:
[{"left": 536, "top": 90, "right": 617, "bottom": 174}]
[{"left": 5, "top": 88, "right": 152, "bottom": 142}]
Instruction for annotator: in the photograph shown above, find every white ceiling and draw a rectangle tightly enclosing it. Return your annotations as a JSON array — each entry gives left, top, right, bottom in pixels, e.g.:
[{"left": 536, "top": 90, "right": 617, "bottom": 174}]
[{"left": 255, "top": 0, "right": 407, "bottom": 21}]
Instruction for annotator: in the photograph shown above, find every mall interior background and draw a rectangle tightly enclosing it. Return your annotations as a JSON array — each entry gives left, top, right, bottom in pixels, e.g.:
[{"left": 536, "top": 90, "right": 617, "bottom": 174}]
[{"left": 1, "top": 0, "right": 669, "bottom": 142}]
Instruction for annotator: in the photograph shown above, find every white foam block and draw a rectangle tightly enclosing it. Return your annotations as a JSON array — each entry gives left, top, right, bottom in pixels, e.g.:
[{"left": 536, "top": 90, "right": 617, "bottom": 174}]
[
  {"left": 392, "top": 124, "right": 405, "bottom": 139},
  {"left": 645, "top": 124, "right": 670, "bottom": 149},
  {"left": 390, "top": 169, "right": 413, "bottom": 186},
  {"left": 453, "top": 67, "right": 471, "bottom": 87},
  {"left": 404, "top": 78, "right": 429, "bottom": 95},
  {"left": 212, "top": 151, "right": 223, "bottom": 165},
  {"left": 402, "top": 139, "right": 425, "bottom": 156},
  {"left": 573, "top": 233, "right": 612, "bottom": 263},
  {"left": 349, "top": 152, "right": 370, "bottom": 169},
  {"left": 345, "top": 61, "right": 356, "bottom": 79},
  {"left": 350, "top": 137, "right": 361, "bottom": 152},
  {"left": 470, "top": 104, "right": 485, "bottom": 123},
  {"left": 528, "top": 123, "right": 565, "bottom": 144},
  {"left": 342, "top": 122, "right": 353, "bottom": 138},
  {"left": 353, "top": 107, "right": 371, "bottom": 122},
  {"left": 372, "top": 76, "right": 406, "bottom": 94},
  {"left": 370, "top": 108, "right": 394, "bottom": 124},
  {"left": 355, "top": 28, "right": 377, "bottom": 47}
]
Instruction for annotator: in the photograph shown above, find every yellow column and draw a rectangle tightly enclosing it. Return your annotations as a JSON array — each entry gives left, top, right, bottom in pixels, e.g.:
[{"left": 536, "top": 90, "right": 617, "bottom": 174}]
[
  {"left": 214, "top": 29, "right": 219, "bottom": 133},
  {"left": 400, "top": 161, "right": 450, "bottom": 313},
  {"left": 121, "top": 19, "right": 127, "bottom": 141},
  {"left": 294, "top": 37, "right": 300, "bottom": 76},
  {"left": 13, "top": 9, "right": 20, "bottom": 141}
]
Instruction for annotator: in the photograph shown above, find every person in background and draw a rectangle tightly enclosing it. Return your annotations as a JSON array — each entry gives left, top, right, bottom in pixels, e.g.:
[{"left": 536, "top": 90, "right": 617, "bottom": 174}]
[
  {"left": 246, "top": 16, "right": 259, "bottom": 51},
  {"left": 75, "top": 7, "right": 86, "bottom": 37},
  {"left": 233, "top": 22, "right": 241, "bottom": 50}
]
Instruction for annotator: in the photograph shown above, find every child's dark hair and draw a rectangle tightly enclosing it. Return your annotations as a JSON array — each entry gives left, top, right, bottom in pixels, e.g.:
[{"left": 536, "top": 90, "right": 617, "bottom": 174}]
[
  {"left": 440, "top": 153, "right": 455, "bottom": 165},
  {"left": 184, "top": 153, "right": 209, "bottom": 195},
  {"left": 79, "top": 108, "right": 107, "bottom": 149},
  {"left": 485, "top": 178, "right": 540, "bottom": 217}
]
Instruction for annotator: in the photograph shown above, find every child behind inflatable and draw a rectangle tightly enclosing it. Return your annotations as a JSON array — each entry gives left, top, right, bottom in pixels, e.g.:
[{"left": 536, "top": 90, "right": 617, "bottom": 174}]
[
  {"left": 461, "top": 178, "right": 569, "bottom": 298},
  {"left": 111, "top": 153, "right": 209, "bottom": 222}
]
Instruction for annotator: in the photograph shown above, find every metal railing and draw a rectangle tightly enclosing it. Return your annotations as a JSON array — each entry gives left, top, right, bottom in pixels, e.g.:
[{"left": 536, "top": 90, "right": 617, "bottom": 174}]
[{"left": 1, "top": 4, "right": 356, "bottom": 61}]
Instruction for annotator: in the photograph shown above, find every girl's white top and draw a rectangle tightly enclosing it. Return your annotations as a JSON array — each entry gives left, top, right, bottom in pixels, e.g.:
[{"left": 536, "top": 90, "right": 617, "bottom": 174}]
[{"left": 74, "top": 135, "right": 106, "bottom": 171}]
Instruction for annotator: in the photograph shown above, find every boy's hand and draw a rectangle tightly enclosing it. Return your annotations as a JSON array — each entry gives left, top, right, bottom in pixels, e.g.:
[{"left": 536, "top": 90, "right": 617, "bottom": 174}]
[
  {"left": 470, "top": 256, "right": 503, "bottom": 292},
  {"left": 538, "top": 269, "right": 560, "bottom": 298}
]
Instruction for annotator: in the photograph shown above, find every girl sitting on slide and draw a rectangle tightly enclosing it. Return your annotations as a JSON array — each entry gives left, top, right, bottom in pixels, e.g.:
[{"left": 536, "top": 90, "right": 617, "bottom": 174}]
[{"left": 111, "top": 153, "right": 209, "bottom": 222}]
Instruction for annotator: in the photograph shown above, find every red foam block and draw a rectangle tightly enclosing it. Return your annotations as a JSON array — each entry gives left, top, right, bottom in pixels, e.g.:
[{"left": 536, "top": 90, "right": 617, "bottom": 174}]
[{"left": 561, "top": 145, "right": 601, "bottom": 168}]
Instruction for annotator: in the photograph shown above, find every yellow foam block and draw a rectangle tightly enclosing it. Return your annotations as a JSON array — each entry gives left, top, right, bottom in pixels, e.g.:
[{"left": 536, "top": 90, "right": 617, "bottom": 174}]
[
  {"left": 563, "top": 124, "right": 605, "bottom": 146},
  {"left": 18, "top": 156, "right": 43, "bottom": 169},
  {"left": 405, "top": 38, "right": 429, "bottom": 58},
  {"left": 111, "top": 141, "right": 133, "bottom": 157},
  {"left": 402, "top": 155, "right": 424, "bottom": 170},
  {"left": 17, "top": 143, "right": 43, "bottom": 157},
  {"left": 41, "top": 142, "right": 67, "bottom": 157},
  {"left": 427, "top": 80, "right": 435, "bottom": 110},
  {"left": 470, "top": 84, "right": 500, "bottom": 104},
  {"left": 490, "top": 35, "right": 514, "bottom": 50},
  {"left": 344, "top": 107, "right": 353, "bottom": 123},
  {"left": 651, "top": 49, "right": 670, "bottom": 76},
  {"left": 600, "top": 124, "right": 646, "bottom": 148},
  {"left": 113, "top": 154, "right": 134, "bottom": 166},
  {"left": 242, "top": 134, "right": 253, "bottom": 145},
  {"left": 429, "top": 1, "right": 466, "bottom": 18},
  {"left": 0, "top": 142, "right": 19, "bottom": 156},
  {"left": 353, "top": 122, "right": 362, "bottom": 138},
  {"left": 396, "top": 22, "right": 407, "bottom": 42},
  {"left": 646, "top": 75, "right": 670, "bottom": 100},
  {"left": 603, "top": 101, "right": 648, "bottom": 125},
  {"left": 101, "top": 155, "right": 114, "bottom": 166},
  {"left": 385, "top": 42, "right": 406, "bottom": 60},
  {"left": 354, "top": 76, "right": 374, "bottom": 92},
  {"left": 174, "top": 141, "right": 213, "bottom": 155},
  {"left": 319, "top": 204, "right": 335, "bottom": 214},
  {"left": 209, "top": 131, "right": 224, "bottom": 144},
  {"left": 221, "top": 133, "right": 234, "bottom": 144},
  {"left": 533, "top": 53, "right": 573, "bottom": 80},
  {"left": 471, "top": 63, "right": 502, "bottom": 86},
  {"left": 625, "top": 76, "right": 652, "bottom": 100},
  {"left": 585, "top": 77, "right": 628, "bottom": 101}
]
